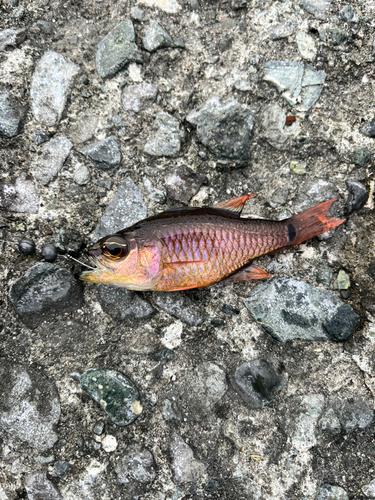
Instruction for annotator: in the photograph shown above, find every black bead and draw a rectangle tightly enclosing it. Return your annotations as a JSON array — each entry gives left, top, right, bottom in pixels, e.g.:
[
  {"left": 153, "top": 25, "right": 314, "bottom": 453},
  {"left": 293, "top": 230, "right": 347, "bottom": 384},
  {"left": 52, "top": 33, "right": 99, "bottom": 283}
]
[
  {"left": 41, "top": 244, "right": 57, "bottom": 262},
  {"left": 18, "top": 238, "right": 36, "bottom": 255}
]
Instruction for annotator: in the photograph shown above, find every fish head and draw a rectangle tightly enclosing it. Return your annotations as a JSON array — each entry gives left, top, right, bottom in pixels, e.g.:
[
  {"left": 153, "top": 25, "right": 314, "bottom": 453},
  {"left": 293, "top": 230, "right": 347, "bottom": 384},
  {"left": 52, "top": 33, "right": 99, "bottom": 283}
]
[{"left": 80, "top": 233, "right": 162, "bottom": 290}]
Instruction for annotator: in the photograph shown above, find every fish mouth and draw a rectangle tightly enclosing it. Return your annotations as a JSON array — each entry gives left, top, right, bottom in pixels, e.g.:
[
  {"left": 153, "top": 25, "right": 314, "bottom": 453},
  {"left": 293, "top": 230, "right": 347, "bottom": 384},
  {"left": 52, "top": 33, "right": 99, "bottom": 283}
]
[{"left": 79, "top": 255, "right": 115, "bottom": 283}]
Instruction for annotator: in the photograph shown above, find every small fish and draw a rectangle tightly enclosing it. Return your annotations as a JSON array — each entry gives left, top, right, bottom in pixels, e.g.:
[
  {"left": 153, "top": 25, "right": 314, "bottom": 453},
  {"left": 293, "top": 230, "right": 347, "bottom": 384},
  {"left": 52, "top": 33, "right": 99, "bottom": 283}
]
[{"left": 80, "top": 195, "right": 345, "bottom": 291}]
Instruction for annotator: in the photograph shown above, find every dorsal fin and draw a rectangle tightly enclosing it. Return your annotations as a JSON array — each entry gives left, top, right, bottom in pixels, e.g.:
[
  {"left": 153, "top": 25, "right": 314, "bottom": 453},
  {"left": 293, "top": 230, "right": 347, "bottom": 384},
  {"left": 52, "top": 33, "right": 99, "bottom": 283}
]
[{"left": 213, "top": 194, "right": 256, "bottom": 215}]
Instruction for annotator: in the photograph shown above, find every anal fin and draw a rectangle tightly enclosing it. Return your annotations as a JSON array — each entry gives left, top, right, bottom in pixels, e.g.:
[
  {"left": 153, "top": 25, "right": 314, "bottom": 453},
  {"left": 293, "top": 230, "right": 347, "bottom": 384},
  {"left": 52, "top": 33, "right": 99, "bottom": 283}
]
[{"left": 226, "top": 265, "right": 272, "bottom": 281}]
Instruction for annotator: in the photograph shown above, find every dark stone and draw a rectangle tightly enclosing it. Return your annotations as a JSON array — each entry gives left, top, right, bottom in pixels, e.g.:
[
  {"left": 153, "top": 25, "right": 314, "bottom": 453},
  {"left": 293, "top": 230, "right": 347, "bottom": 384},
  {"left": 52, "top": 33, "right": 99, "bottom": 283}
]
[
  {"left": 152, "top": 292, "right": 204, "bottom": 327},
  {"left": 18, "top": 238, "right": 36, "bottom": 255},
  {"left": 327, "top": 28, "right": 348, "bottom": 45},
  {"left": 323, "top": 304, "right": 361, "bottom": 342},
  {"left": 9, "top": 263, "right": 83, "bottom": 329},
  {"left": 339, "top": 5, "right": 357, "bottom": 22},
  {"left": 96, "top": 285, "right": 155, "bottom": 322},
  {"left": 362, "top": 121, "right": 375, "bottom": 138},
  {"left": 0, "top": 92, "right": 27, "bottom": 137},
  {"left": 54, "top": 461, "right": 70, "bottom": 478},
  {"left": 222, "top": 304, "right": 240, "bottom": 315},
  {"left": 79, "top": 368, "right": 142, "bottom": 426},
  {"left": 367, "top": 261, "right": 375, "bottom": 280},
  {"left": 232, "top": 359, "right": 286, "bottom": 409},
  {"left": 96, "top": 20, "right": 142, "bottom": 78},
  {"left": 362, "top": 297, "right": 375, "bottom": 316},
  {"left": 346, "top": 180, "right": 368, "bottom": 215},
  {"left": 166, "top": 165, "right": 205, "bottom": 205},
  {"left": 206, "top": 479, "right": 219, "bottom": 492},
  {"left": 353, "top": 147, "right": 371, "bottom": 167},
  {"left": 33, "top": 129, "right": 51, "bottom": 145},
  {"left": 186, "top": 96, "right": 255, "bottom": 164},
  {"left": 55, "top": 228, "right": 83, "bottom": 254},
  {"left": 154, "top": 348, "right": 175, "bottom": 362},
  {"left": 41, "top": 244, "right": 57, "bottom": 262},
  {"left": 80, "top": 136, "right": 121, "bottom": 171}
]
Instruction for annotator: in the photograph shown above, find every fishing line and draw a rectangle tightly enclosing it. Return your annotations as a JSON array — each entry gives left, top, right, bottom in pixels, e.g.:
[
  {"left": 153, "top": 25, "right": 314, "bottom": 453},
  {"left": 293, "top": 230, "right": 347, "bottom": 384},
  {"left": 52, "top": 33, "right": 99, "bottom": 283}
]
[{"left": 60, "top": 254, "right": 95, "bottom": 270}]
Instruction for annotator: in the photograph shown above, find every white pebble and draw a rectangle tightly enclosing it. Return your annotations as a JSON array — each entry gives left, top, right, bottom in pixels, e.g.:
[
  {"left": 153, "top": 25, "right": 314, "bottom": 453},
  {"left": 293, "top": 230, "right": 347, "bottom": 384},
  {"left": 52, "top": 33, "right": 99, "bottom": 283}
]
[{"left": 101, "top": 435, "right": 118, "bottom": 452}]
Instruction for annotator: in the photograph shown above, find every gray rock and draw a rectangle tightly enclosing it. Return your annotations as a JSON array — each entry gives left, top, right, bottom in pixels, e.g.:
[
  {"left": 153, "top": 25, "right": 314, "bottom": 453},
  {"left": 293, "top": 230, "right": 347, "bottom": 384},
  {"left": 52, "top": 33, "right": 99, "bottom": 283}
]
[
  {"left": 143, "top": 177, "right": 166, "bottom": 203},
  {"left": 362, "top": 121, "right": 375, "bottom": 138},
  {"left": 35, "top": 19, "right": 54, "bottom": 35},
  {"left": 115, "top": 444, "right": 156, "bottom": 497},
  {"left": 0, "top": 28, "right": 26, "bottom": 51},
  {"left": 0, "top": 92, "right": 27, "bottom": 137},
  {"left": 79, "top": 368, "right": 142, "bottom": 426},
  {"left": 232, "top": 359, "right": 287, "bottom": 409},
  {"left": 354, "top": 147, "right": 371, "bottom": 167},
  {"left": 319, "top": 408, "right": 341, "bottom": 435},
  {"left": 267, "top": 22, "right": 297, "bottom": 40},
  {"left": 143, "top": 23, "right": 174, "bottom": 52},
  {"left": 264, "top": 61, "right": 304, "bottom": 105},
  {"left": 9, "top": 263, "right": 83, "bottom": 329},
  {"left": 292, "top": 179, "right": 337, "bottom": 212},
  {"left": 122, "top": 82, "right": 158, "bottom": 113},
  {"left": 259, "top": 103, "right": 300, "bottom": 150},
  {"left": 327, "top": 27, "right": 348, "bottom": 46},
  {"left": 0, "top": 175, "right": 39, "bottom": 213},
  {"left": 264, "top": 61, "right": 326, "bottom": 110},
  {"left": 296, "top": 31, "right": 317, "bottom": 61},
  {"left": 346, "top": 180, "right": 368, "bottom": 215},
  {"left": 302, "top": 0, "right": 332, "bottom": 20},
  {"left": 316, "top": 484, "right": 349, "bottom": 500},
  {"left": 68, "top": 113, "right": 98, "bottom": 144},
  {"left": 362, "top": 479, "right": 375, "bottom": 498},
  {"left": 73, "top": 164, "right": 91, "bottom": 185},
  {"left": 337, "top": 397, "right": 374, "bottom": 433},
  {"left": 166, "top": 165, "right": 204, "bottom": 205},
  {"left": 130, "top": 6, "right": 144, "bottom": 21},
  {"left": 80, "top": 136, "right": 121, "bottom": 171},
  {"left": 96, "top": 20, "right": 142, "bottom": 79},
  {"left": 178, "top": 362, "right": 227, "bottom": 416},
  {"left": 170, "top": 431, "right": 206, "bottom": 483},
  {"left": 25, "top": 471, "right": 62, "bottom": 500},
  {"left": 34, "top": 136, "right": 73, "bottom": 185},
  {"left": 92, "top": 177, "right": 147, "bottom": 241},
  {"left": 93, "top": 420, "right": 105, "bottom": 435},
  {"left": 54, "top": 461, "right": 70, "bottom": 478},
  {"left": 30, "top": 51, "right": 80, "bottom": 127},
  {"left": 269, "top": 187, "right": 289, "bottom": 208},
  {"left": 144, "top": 112, "right": 185, "bottom": 157},
  {"left": 292, "top": 394, "right": 325, "bottom": 451},
  {"left": 96, "top": 285, "right": 155, "bottom": 321},
  {"left": 32, "top": 129, "right": 51, "bottom": 145},
  {"left": 339, "top": 5, "right": 358, "bottom": 23},
  {"left": 0, "top": 362, "right": 60, "bottom": 450},
  {"left": 163, "top": 399, "right": 179, "bottom": 420},
  {"left": 152, "top": 292, "right": 204, "bottom": 326},
  {"left": 244, "top": 278, "right": 360, "bottom": 343},
  {"left": 186, "top": 96, "right": 255, "bottom": 163}
]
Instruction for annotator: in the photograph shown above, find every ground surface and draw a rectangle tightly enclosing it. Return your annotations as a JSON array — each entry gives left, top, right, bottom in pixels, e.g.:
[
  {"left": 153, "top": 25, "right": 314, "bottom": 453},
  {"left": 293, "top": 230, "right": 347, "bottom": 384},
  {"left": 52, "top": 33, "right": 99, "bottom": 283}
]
[{"left": 0, "top": 0, "right": 375, "bottom": 499}]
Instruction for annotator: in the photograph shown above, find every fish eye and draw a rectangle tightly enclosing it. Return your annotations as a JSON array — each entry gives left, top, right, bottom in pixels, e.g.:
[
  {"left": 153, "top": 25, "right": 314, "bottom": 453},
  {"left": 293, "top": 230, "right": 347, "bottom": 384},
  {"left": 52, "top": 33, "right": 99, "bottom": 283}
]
[{"left": 101, "top": 236, "right": 128, "bottom": 260}]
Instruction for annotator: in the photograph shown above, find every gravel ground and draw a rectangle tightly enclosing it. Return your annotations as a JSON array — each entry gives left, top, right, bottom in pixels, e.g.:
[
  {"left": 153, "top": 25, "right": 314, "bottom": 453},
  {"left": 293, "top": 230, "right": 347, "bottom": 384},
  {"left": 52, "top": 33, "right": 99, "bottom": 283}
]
[{"left": 1, "top": 0, "right": 375, "bottom": 499}]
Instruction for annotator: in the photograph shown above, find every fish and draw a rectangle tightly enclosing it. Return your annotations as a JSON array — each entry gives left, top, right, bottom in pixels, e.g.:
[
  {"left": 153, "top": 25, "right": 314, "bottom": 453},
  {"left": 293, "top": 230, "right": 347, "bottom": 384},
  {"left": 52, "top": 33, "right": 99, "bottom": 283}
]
[{"left": 80, "top": 195, "right": 345, "bottom": 291}]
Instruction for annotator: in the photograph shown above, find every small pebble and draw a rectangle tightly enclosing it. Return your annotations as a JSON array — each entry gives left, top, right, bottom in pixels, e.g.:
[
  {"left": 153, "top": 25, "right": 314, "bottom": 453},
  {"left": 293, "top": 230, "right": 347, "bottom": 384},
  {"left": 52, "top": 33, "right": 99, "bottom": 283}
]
[
  {"left": 41, "top": 244, "right": 57, "bottom": 262},
  {"left": 54, "top": 460, "right": 70, "bottom": 478},
  {"left": 101, "top": 435, "right": 118, "bottom": 452},
  {"left": 18, "top": 238, "right": 36, "bottom": 255}
]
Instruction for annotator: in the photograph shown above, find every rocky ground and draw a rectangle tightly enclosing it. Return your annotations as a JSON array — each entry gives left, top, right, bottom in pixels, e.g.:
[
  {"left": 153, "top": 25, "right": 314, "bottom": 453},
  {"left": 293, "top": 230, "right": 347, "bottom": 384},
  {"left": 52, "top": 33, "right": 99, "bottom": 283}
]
[{"left": 1, "top": 0, "right": 375, "bottom": 498}]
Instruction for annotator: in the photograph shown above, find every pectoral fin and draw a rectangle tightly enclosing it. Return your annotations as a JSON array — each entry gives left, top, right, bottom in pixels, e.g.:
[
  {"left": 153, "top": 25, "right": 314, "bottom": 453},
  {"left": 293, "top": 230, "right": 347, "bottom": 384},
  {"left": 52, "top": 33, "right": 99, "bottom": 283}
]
[{"left": 226, "top": 265, "right": 272, "bottom": 281}]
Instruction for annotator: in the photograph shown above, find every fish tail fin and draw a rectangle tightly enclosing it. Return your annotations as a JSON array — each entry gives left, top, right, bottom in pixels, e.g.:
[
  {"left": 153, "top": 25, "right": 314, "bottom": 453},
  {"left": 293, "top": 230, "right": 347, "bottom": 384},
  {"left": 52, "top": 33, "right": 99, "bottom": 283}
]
[{"left": 287, "top": 199, "right": 345, "bottom": 246}]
